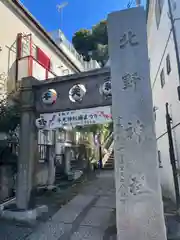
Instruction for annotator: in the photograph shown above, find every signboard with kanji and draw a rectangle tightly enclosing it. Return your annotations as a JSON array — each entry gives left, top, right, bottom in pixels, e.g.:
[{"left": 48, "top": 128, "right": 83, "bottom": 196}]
[{"left": 40, "top": 106, "right": 112, "bottom": 129}]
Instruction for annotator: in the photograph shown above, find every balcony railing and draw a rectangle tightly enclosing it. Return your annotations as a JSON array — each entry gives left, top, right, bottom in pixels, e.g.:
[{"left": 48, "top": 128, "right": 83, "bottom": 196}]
[{"left": 50, "top": 29, "right": 100, "bottom": 71}]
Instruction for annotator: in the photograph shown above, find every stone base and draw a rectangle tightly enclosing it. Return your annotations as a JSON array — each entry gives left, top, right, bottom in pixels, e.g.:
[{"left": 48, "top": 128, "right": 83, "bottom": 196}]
[
  {"left": 67, "top": 173, "right": 74, "bottom": 181},
  {"left": 73, "top": 170, "right": 83, "bottom": 180},
  {"left": 46, "top": 185, "right": 57, "bottom": 191},
  {"left": 0, "top": 205, "right": 48, "bottom": 222},
  {"left": 0, "top": 197, "right": 15, "bottom": 211}
]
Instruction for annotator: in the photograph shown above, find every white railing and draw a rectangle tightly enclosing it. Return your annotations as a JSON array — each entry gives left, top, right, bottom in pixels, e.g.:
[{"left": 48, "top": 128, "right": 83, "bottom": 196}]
[
  {"left": 102, "top": 140, "right": 114, "bottom": 167},
  {"left": 49, "top": 30, "right": 100, "bottom": 71}
]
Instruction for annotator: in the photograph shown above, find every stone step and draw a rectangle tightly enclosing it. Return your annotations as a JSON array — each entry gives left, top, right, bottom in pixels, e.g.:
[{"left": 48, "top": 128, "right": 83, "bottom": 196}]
[
  {"left": 104, "top": 164, "right": 114, "bottom": 167},
  {"left": 104, "top": 166, "right": 114, "bottom": 170},
  {"left": 103, "top": 151, "right": 114, "bottom": 170},
  {"left": 104, "top": 162, "right": 114, "bottom": 165},
  {"left": 105, "top": 160, "right": 114, "bottom": 164},
  {"left": 106, "top": 159, "right": 114, "bottom": 163}
]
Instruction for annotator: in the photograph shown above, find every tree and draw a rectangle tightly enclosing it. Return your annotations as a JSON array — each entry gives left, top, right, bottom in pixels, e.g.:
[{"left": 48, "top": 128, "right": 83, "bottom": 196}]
[
  {"left": 72, "top": 29, "right": 96, "bottom": 61},
  {"left": 0, "top": 97, "right": 20, "bottom": 134},
  {"left": 92, "top": 20, "right": 108, "bottom": 45},
  {"left": 72, "top": 20, "right": 108, "bottom": 66},
  {"left": 91, "top": 44, "right": 108, "bottom": 67},
  {"left": 72, "top": 20, "right": 112, "bottom": 144}
]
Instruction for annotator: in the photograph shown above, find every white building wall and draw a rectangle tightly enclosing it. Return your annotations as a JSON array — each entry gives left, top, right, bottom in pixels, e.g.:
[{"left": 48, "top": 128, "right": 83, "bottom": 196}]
[
  {"left": 0, "top": 0, "right": 95, "bottom": 95},
  {"left": 147, "top": 0, "right": 180, "bottom": 202}
]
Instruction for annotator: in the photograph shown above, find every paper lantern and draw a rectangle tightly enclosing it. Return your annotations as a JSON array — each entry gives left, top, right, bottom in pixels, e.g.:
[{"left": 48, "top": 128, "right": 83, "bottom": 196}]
[
  {"left": 42, "top": 89, "right": 57, "bottom": 105},
  {"left": 101, "top": 81, "right": 112, "bottom": 97},
  {"left": 69, "top": 84, "right": 86, "bottom": 102},
  {"left": 35, "top": 118, "right": 47, "bottom": 129}
]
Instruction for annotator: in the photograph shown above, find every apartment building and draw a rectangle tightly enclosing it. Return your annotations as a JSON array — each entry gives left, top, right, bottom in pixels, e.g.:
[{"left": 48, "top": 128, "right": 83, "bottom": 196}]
[
  {"left": 0, "top": 0, "right": 100, "bottom": 202},
  {"left": 147, "top": 0, "right": 180, "bottom": 201},
  {"left": 0, "top": 0, "right": 99, "bottom": 99}
]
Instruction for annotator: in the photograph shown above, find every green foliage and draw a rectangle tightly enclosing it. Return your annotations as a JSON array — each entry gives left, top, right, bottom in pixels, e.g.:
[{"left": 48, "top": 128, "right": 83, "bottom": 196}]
[
  {"left": 75, "top": 122, "right": 112, "bottom": 142},
  {"left": 101, "top": 122, "right": 113, "bottom": 140},
  {"left": 72, "top": 20, "right": 108, "bottom": 66},
  {"left": 91, "top": 44, "right": 108, "bottom": 67},
  {"left": 76, "top": 124, "right": 102, "bottom": 135},
  {"left": 0, "top": 99, "right": 20, "bottom": 133},
  {"left": 72, "top": 29, "right": 96, "bottom": 61},
  {"left": 92, "top": 20, "right": 108, "bottom": 45}
]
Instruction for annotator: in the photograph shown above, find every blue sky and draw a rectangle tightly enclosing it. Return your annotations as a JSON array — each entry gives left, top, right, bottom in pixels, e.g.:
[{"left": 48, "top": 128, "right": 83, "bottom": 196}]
[{"left": 21, "top": 0, "right": 146, "bottom": 42}]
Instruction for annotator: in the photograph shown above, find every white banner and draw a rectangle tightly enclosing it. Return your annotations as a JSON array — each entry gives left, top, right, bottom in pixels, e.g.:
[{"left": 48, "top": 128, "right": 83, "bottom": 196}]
[{"left": 40, "top": 106, "right": 112, "bottom": 129}]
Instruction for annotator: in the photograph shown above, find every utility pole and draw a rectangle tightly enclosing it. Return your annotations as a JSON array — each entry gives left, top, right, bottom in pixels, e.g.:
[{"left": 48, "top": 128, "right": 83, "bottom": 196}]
[
  {"left": 57, "top": 2, "right": 68, "bottom": 30},
  {"left": 166, "top": 103, "right": 180, "bottom": 209}
]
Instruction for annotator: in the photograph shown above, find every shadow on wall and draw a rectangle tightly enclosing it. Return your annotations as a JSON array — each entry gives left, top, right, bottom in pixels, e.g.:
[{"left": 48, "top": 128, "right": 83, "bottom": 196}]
[
  {"left": 159, "top": 166, "right": 176, "bottom": 203},
  {"left": 7, "top": 61, "right": 17, "bottom": 95},
  {"left": 6, "top": 39, "right": 18, "bottom": 96}
]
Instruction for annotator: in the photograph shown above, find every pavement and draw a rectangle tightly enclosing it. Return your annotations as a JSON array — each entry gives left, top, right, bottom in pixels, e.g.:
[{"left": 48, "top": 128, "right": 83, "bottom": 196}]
[
  {"left": 0, "top": 170, "right": 116, "bottom": 240},
  {"left": 3, "top": 169, "right": 180, "bottom": 240}
]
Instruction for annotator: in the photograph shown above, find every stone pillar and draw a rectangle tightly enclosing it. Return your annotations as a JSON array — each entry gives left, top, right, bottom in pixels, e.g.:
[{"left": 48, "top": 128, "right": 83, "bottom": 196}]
[
  {"left": 16, "top": 77, "right": 38, "bottom": 210},
  {"left": 65, "top": 129, "right": 73, "bottom": 143},
  {"left": 64, "top": 127, "right": 73, "bottom": 176},
  {"left": 64, "top": 146, "right": 72, "bottom": 176},
  {"left": 107, "top": 8, "right": 167, "bottom": 240},
  {"left": 47, "top": 146, "right": 56, "bottom": 187}
]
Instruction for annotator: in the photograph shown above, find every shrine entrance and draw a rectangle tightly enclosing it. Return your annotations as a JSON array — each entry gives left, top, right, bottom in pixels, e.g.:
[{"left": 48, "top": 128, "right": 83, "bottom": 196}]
[
  {"left": 16, "top": 67, "right": 112, "bottom": 210},
  {"left": 14, "top": 7, "right": 167, "bottom": 240}
]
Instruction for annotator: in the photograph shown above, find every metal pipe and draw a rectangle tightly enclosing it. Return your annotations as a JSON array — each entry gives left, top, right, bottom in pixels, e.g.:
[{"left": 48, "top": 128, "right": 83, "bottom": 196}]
[{"left": 166, "top": 103, "right": 180, "bottom": 209}]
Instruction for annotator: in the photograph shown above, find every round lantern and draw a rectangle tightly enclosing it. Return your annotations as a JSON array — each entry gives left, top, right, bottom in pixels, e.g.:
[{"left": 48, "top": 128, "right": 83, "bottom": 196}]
[
  {"left": 101, "top": 81, "right": 112, "bottom": 97},
  {"left": 35, "top": 118, "right": 47, "bottom": 129},
  {"left": 69, "top": 84, "right": 86, "bottom": 102},
  {"left": 42, "top": 89, "right": 57, "bottom": 105}
]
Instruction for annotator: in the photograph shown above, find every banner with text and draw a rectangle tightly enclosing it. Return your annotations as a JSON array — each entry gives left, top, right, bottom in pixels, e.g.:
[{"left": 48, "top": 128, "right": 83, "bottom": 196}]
[{"left": 40, "top": 106, "right": 112, "bottom": 129}]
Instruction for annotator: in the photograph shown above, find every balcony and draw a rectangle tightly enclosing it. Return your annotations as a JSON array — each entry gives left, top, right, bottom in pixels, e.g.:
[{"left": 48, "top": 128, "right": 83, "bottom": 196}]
[{"left": 17, "top": 34, "right": 57, "bottom": 82}]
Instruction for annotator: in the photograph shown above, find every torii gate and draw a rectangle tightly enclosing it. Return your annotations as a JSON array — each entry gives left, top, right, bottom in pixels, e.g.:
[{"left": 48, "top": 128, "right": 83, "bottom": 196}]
[
  {"left": 15, "top": 7, "right": 167, "bottom": 240},
  {"left": 16, "top": 67, "right": 112, "bottom": 209}
]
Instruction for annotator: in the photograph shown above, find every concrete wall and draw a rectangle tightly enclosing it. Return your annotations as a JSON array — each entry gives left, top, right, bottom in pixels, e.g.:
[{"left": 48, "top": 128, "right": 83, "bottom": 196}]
[
  {"left": 147, "top": 0, "right": 180, "bottom": 201},
  {"left": 0, "top": 166, "right": 14, "bottom": 202},
  {"left": 36, "top": 163, "right": 49, "bottom": 186}
]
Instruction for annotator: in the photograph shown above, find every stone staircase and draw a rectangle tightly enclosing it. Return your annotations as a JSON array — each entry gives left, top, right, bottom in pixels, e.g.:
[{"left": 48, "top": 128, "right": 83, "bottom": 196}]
[{"left": 103, "top": 150, "right": 114, "bottom": 170}]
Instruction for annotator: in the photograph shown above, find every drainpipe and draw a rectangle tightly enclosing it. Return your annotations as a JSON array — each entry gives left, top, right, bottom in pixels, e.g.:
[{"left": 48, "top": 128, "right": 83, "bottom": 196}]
[{"left": 166, "top": 103, "right": 180, "bottom": 209}]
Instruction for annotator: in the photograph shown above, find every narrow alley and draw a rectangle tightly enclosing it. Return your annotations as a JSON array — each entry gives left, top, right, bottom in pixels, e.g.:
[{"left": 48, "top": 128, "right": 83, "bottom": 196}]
[{"left": 0, "top": 170, "right": 116, "bottom": 240}]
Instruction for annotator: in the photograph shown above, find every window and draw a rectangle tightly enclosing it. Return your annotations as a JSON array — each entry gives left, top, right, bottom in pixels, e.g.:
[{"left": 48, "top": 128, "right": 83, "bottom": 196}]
[
  {"left": 166, "top": 54, "right": 171, "bottom": 74},
  {"left": 160, "top": 68, "right": 165, "bottom": 88},
  {"left": 155, "top": 0, "right": 164, "bottom": 27},
  {"left": 153, "top": 106, "right": 157, "bottom": 121},
  {"left": 158, "top": 150, "right": 163, "bottom": 168},
  {"left": 149, "top": 58, "right": 151, "bottom": 71}
]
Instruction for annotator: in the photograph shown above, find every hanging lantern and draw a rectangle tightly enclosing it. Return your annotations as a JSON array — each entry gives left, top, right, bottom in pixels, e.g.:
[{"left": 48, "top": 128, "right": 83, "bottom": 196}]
[
  {"left": 35, "top": 118, "right": 47, "bottom": 129},
  {"left": 101, "top": 81, "right": 112, "bottom": 97},
  {"left": 69, "top": 84, "right": 86, "bottom": 102},
  {"left": 42, "top": 89, "right": 57, "bottom": 105}
]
